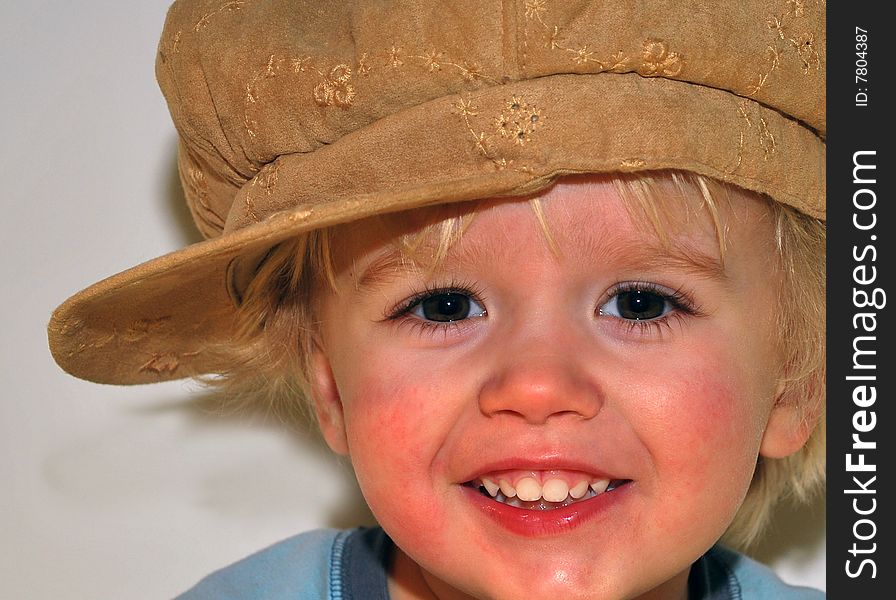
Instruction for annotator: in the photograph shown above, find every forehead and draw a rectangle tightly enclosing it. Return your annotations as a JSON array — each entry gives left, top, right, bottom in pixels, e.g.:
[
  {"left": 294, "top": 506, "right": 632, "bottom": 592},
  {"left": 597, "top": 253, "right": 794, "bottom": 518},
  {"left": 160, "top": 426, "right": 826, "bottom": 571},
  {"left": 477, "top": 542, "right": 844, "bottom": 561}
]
[{"left": 329, "top": 175, "right": 773, "bottom": 280}]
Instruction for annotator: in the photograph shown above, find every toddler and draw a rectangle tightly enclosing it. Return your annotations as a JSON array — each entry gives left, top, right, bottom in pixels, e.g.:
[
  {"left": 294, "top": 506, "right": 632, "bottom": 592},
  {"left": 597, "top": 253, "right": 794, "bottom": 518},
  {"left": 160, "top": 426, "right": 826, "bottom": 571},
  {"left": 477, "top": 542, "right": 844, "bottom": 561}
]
[{"left": 49, "top": 1, "right": 826, "bottom": 598}]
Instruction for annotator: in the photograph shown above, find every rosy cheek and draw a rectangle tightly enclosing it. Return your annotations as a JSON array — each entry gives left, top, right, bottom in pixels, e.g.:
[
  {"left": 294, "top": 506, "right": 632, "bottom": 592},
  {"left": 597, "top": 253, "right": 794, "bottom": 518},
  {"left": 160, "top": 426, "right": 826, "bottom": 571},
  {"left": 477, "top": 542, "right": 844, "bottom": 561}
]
[
  {"left": 341, "top": 361, "right": 434, "bottom": 476},
  {"left": 668, "top": 335, "right": 766, "bottom": 431},
  {"left": 356, "top": 385, "right": 433, "bottom": 457},
  {"left": 655, "top": 364, "right": 764, "bottom": 521},
  {"left": 640, "top": 352, "right": 756, "bottom": 460},
  {"left": 341, "top": 353, "right": 462, "bottom": 535}
]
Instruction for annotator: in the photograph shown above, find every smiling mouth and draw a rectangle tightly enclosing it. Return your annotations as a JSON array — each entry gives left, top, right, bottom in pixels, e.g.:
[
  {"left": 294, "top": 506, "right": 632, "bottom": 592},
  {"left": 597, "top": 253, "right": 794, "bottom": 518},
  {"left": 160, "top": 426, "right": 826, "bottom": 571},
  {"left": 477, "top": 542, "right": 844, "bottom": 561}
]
[{"left": 464, "top": 473, "right": 632, "bottom": 511}]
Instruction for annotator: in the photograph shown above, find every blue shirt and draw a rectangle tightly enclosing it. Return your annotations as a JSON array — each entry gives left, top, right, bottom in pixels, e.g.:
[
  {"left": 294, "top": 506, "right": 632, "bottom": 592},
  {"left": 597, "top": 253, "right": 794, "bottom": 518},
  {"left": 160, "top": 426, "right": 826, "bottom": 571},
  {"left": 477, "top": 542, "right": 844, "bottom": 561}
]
[{"left": 175, "top": 527, "right": 824, "bottom": 599}]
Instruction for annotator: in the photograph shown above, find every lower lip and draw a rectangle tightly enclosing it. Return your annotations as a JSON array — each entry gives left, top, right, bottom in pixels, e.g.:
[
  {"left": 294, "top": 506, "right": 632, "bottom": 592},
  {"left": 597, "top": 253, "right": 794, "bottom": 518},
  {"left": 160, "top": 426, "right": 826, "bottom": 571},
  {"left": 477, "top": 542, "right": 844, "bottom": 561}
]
[{"left": 461, "top": 483, "right": 630, "bottom": 537}]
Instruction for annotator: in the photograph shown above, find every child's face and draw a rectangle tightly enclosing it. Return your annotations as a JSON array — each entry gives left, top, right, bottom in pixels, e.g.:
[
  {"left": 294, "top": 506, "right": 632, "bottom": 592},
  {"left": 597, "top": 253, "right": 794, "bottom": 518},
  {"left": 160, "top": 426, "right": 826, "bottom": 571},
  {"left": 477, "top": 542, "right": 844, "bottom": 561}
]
[{"left": 310, "top": 177, "right": 808, "bottom": 599}]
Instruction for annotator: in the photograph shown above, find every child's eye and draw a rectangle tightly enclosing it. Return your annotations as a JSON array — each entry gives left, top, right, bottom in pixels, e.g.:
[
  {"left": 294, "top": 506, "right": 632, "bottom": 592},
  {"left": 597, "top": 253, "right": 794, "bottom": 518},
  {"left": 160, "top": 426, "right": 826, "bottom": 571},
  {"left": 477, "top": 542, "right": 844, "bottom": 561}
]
[
  {"left": 386, "top": 283, "right": 488, "bottom": 330},
  {"left": 410, "top": 292, "right": 486, "bottom": 322},
  {"left": 600, "top": 289, "right": 673, "bottom": 321},
  {"left": 598, "top": 282, "right": 699, "bottom": 331}
]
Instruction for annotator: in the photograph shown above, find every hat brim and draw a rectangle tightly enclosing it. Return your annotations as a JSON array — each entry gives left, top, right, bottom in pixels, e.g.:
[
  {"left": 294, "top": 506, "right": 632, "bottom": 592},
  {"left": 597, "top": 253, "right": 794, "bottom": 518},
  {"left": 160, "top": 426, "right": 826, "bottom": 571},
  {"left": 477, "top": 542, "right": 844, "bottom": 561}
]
[{"left": 49, "top": 74, "right": 825, "bottom": 384}]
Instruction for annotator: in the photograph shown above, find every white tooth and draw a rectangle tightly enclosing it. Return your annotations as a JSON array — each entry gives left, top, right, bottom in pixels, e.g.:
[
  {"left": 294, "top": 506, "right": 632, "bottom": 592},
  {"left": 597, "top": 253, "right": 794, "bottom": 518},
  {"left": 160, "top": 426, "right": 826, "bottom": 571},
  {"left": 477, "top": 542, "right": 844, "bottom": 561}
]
[
  {"left": 542, "top": 479, "right": 569, "bottom": 503},
  {"left": 569, "top": 480, "right": 590, "bottom": 499},
  {"left": 499, "top": 479, "right": 517, "bottom": 498},
  {"left": 590, "top": 479, "right": 610, "bottom": 494},
  {"left": 516, "top": 477, "right": 542, "bottom": 502},
  {"left": 481, "top": 478, "right": 499, "bottom": 497}
]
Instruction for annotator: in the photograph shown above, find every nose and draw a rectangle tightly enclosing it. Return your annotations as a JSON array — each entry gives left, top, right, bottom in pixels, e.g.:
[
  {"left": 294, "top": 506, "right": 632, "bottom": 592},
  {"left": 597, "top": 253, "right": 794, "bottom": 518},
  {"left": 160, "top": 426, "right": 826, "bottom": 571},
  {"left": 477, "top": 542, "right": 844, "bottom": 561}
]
[{"left": 478, "top": 357, "right": 603, "bottom": 424}]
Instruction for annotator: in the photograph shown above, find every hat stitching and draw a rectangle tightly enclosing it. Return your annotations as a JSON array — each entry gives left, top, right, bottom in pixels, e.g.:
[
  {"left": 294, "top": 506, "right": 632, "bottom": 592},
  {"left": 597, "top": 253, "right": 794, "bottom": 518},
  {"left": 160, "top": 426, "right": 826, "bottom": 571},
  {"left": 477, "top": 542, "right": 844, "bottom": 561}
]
[
  {"left": 453, "top": 95, "right": 543, "bottom": 171},
  {"left": 620, "top": 159, "right": 648, "bottom": 170},
  {"left": 357, "top": 52, "right": 373, "bottom": 75},
  {"left": 386, "top": 45, "right": 405, "bottom": 68},
  {"left": 163, "top": 0, "right": 251, "bottom": 56},
  {"left": 420, "top": 49, "right": 444, "bottom": 72},
  {"left": 519, "top": 3, "right": 532, "bottom": 77},
  {"left": 141, "top": 353, "right": 181, "bottom": 375},
  {"left": 453, "top": 98, "right": 493, "bottom": 162},
  {"left": 385, "top": 46, "right": 497, "bottom": 82},
  {"left": 140, "top": 349, "right": 204, "bottom": 376},
  {"left": 785, "top": 0, "right": 808, "bottom": 16},
  {"left": 80, "top": 332, "right": 115, "bottom": 353},
  {"left": 747, "top": 0, "right": 821, "bottom": 95},
  {"left": 139, "top": 350, "right": 202, "bottom": 376},
  {"left": 312, "top": 64, "right": 357, "bottom": 108},
  {"left": 524, "top": 0, "right": 548, "bottom": 21},
  {"left": 181, "top": 153, "right": 227, "bottom": 236},
  {"left": 169, "top": 30, "right": 182, "bottom": 54},
  {"left": 495, "top": 96, "right": 543, "bottom": 146},
  {"left": 123, "top": 317, "right": 172, "bottom": 343},
  {"left": 192, "top": 0, "right": 249, "bottom": 33},
  {"left": 243, "top": 47, "right": 499, "bottom": 141},
  {"left": 731, "top": 100, "right": 778, "bottom": 173},
  {"left": 76, "top": 318, "right": 176, "bottom": 357},
  {"left": 56, "top": 317, "right": 84, "bottom": 337},
  {"left": 242, "top": 160, "right": 281, "bottom": 223},
  {"left": 524, "top": 2, "right": 684, "bottom": 76}
]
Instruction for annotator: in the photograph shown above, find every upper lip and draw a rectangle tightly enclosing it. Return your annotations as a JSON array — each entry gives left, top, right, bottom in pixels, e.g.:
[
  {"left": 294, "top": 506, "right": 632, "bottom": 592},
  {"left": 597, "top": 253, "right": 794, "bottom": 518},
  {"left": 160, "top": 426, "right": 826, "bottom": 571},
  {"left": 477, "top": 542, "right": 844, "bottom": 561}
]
[{"left": 457, "top": 455, "right": 624, "bottom": 484}]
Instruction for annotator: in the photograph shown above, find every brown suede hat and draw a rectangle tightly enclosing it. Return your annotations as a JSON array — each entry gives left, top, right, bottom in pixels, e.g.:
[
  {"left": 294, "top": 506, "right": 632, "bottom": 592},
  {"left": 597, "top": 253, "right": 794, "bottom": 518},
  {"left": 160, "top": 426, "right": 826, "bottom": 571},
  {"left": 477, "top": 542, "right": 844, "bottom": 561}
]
[{"left": 49, "top": 0, "right": 826, "bottom": 384}]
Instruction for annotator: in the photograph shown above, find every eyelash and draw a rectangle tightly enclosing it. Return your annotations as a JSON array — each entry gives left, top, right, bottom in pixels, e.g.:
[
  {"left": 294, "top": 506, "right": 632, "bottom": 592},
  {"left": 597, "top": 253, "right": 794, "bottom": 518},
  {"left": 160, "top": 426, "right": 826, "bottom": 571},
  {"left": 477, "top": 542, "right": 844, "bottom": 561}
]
[
  {"left": 385, "top": 280, "right": 488, "bottom": 338},
  {"left": 384, "top": 280, "right": 702, "bottom": 338},
  {"left": 600, "top": 281, "right": 702, "bottom": 336}
]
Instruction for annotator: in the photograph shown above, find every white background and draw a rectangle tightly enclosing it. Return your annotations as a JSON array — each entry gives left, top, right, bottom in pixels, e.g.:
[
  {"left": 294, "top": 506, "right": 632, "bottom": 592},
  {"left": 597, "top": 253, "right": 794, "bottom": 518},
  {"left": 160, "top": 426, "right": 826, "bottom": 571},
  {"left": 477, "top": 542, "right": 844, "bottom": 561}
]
[{"left": 1, "top": 2, "right": 824, "bottom": 598}]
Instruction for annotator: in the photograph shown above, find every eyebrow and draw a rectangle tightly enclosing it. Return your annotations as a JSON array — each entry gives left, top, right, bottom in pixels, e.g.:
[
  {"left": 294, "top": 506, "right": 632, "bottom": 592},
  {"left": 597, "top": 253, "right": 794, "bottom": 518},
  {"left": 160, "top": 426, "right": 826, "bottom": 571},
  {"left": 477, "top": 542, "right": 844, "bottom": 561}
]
[
  {"left": 605, "top": 242, "right": 727, "bottom": 281},
  {"left": 354, "top": 237, "right": 727, "bottom": 292},
  {"left": 353, "top": 236, "right": 516, "bottom": 292},
  {"left": 565, "top": 225, "right": 728, "bottom": 281},
  {"left": 355, "top": 250, "right": 419, "bottom": 291}
]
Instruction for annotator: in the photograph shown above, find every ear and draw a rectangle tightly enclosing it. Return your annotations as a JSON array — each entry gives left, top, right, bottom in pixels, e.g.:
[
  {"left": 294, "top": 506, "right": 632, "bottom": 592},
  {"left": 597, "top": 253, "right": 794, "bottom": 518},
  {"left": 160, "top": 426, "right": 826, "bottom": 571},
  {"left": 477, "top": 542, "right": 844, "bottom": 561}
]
[
  {"left": 309, "top": 341, "right": 350, "bottom": 455},
  {"left": 759, "top": 380, "right": 820, "bottom": 459}
]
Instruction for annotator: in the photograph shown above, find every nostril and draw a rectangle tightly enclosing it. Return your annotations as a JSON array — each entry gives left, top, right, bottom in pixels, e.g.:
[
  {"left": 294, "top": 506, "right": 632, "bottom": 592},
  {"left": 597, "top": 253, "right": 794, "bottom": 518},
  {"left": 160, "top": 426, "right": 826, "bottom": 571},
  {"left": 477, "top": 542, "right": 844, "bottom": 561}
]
[
  {"left": 477, "top": 356, "right": 603, "bottom": 423},
  {"left": 555, "top": 409, "right": 591, "bottom": 419}
]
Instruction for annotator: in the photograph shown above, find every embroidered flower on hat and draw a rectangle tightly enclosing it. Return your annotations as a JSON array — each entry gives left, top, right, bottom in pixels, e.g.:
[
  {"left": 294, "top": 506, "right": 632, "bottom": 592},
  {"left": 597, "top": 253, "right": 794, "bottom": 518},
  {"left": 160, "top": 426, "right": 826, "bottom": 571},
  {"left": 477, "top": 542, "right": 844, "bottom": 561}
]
[
  {"left": 313, "top": 65, "right": 356, "bottom": 108},
  {"left": 494, "top": 96, "right": 543, "bottom": 146},
  {"left": 637, "top": 39, "right": 684, "bottom": 77}
]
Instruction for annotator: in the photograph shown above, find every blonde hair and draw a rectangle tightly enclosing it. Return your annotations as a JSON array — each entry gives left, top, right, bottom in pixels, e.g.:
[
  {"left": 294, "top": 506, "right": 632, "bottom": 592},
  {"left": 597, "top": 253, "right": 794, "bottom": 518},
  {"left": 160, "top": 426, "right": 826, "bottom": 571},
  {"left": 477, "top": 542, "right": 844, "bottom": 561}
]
[{"left": 205, "top": 171, "right": 825, "bottom": 548}]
